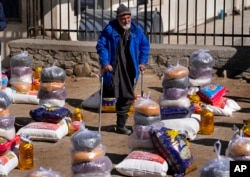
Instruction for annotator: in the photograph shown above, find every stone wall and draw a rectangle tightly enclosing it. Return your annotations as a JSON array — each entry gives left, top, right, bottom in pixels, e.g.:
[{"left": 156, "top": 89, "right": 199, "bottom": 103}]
[{"left": 7, "top": 39, "right": 250, "bottom": 78}]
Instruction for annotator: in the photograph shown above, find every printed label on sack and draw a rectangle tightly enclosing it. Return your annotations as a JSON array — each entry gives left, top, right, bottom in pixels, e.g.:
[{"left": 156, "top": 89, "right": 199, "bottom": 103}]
[
  {"left": 128, "top": 151, "right": 165, "bottom": 164},
  {"left": 24, "top": 122, "right": 59, "bottom": 130}
]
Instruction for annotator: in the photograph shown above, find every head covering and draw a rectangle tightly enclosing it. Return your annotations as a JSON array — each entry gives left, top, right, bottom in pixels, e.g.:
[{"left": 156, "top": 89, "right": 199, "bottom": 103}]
[{"left": 116, "top": 4, "right": 131, "bottom": 17}]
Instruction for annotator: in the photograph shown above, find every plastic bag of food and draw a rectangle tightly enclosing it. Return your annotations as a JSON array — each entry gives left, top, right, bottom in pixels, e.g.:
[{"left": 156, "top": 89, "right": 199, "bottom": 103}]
[
  {"left": 163, "top": 87, "right": 188, "bottom": 100},
  {"left": 200, "top": 140, "right": 232, "bottom": 177},
  {"left": 0, "top": 91, "right": 12, "bottom": 109},
  {"left": 189, "top": 49, "right": 214, "bottom": 69},
  {"left": 10, "top": 51, "right": 33, "bottom": 67},
  {"left": 0, "top": 115, "right": 15, "bottom": 130},
  {"left": 71, "top": 125, "right": 102, "bottom": 151},
  {"left": 133, "top": 95, "right": 160, "bottom": 116},
  {"left": 71, "top": 144, "right": 106, "bottom": 164},
  {"left": 133, "top": 121, "right": 164, "bottom": 140},
  {"left": 189, "top": 66, "right": 213, "bottom": 79},
  {"left": 38, "top": 87, "right": 67, "bottom": 100},
  {"left": 41, "top": 64, "right": 66, "bottom": 83},
  {"left": 162, "top": 75, "right": 190, "bottom": 89},
  {"left": 133, "top": 111, "right": 161, "bottom": 125},
  {"left": 26, "top": 167, "right": 63, "bottom": 177},
  {"left": 71, "top": 156, "right": 112, "bottom": 175},
  {"left": 164, "top": 64, "right": 189, "bottom": 80},
  {"left": 40, "top": 82, "right": 65, "bottom": 92}
]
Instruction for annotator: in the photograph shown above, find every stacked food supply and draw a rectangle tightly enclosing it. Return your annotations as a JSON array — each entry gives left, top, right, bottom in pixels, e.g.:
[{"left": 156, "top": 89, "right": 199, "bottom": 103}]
[
  {"left": 0, "top": 91, "right": 20, "bottom": 176},
  {"left": 17, "top": 64, "right": 70, "bottom": 142},
  {"left": 70, "top": 124, "right": 112, "bottom": 177}
]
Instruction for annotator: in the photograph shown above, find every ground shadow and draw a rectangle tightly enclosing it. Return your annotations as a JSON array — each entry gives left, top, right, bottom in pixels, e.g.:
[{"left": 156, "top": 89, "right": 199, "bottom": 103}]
[
  {"left": 226, "top": 95, "right": 250, "bottom": 104},
  {"left": 215, "top": 122, "right": 243, "bottom": 129},
  {"left": 85, "top": 124, "right": 133, "bottom": 134},
  {"left": 65, "top": 98, "right": 83, "bottom": 108},
  {"left": 148, "top": 86, "right": 163, "bottom": 93},
  {"left": 107, "top": 153, "right": 127, "bottom": 176},
  {"left": 15, "top": 117, "right": 34, "bottom": 132},
  {"left": 191, "top": 138, "right": 229, "bottom": 155}
]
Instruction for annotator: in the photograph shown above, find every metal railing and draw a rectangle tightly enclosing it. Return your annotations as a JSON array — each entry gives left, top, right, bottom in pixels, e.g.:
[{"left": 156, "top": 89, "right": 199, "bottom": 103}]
[{"left": 26, "top": 0, "right": 250, "bottom": 46}]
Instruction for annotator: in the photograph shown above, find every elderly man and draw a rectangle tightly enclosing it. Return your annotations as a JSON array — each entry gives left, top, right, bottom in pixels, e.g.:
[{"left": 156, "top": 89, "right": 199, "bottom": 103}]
[{"left": 96, "top": 4, "right": 150, "bottom": 135}]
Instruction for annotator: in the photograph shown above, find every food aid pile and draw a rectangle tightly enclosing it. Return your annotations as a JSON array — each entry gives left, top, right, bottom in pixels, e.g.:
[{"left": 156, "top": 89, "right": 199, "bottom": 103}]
[
  {"left": 1, "top": 51, "right": 39, "bottom": 105},
  {"left": 70, "top": 123, "right": 112, "bottom": 177},
  {"left": 17, "top": 64, "right": 71, "bottom": 142},
  {"left": 0, "top": 91, "right": 20, "bottom": 176},
  {"left": 115, "top": 49, "right": 242, "bottom": 177}
]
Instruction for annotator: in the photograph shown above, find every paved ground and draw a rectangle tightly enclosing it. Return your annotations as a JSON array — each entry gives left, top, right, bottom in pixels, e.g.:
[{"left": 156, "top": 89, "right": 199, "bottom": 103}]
[{"left": 6, "top": 71, "right": 250, "bottom": 177}]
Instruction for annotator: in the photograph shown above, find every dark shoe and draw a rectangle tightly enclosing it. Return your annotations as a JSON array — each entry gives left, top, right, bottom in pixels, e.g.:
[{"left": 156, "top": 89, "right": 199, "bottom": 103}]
[{"left": 115, "top": 126, "right": 132, "bottom": 135}]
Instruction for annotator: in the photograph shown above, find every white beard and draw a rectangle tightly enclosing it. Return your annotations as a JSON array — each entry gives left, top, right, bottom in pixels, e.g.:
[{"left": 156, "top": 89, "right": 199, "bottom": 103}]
[{"left": 119, "top": 21, "right": 131, "bottom": 30}]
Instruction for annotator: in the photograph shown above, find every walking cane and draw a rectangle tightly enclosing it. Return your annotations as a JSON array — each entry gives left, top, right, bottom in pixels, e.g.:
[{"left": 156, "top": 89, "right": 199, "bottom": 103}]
[
  {"left": 141, "top": 71, "right": 144, "bottom": 97},
  {"left": 98, "top": 75, "right": 103, "bottom": 134}
]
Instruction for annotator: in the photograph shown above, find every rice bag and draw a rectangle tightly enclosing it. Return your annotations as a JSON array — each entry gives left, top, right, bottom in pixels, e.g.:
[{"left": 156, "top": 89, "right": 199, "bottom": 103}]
[
  {"left": 29, "top": 106, "right": 71, "bottom": 123},
  {"left": 200, "top": 140, "right": 232, "bottom": 177},
  {"left": 115, "top": 150, "right": 169, "bottom": 177},
  {"left": 149, "top": 127, "right": 197, "bottom": 176},
  {"left": 160, "top": 104, "right": 195, "bottom": 120}
]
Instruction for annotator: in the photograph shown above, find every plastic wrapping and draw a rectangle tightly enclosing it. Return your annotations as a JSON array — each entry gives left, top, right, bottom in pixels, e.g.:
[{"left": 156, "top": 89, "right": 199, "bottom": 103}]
[
  {"left": 159, "top": 95, "right": 191, "bottom": 109},
  {"left": 0, "top": 115, "right": 15, "bottom": 130},
  {"left": 10, "top": 51, "right": 33, "bottom": 67},
  {"left": 38, "top": 87, "right": 67, "bottom": 100},
  {"left": 133, "top": 121, "right": 164, "bottom": 140},
  {"left": 128, "top": 132, "right": 154, "bottom": 150},
  {"left": 71, "top": 156, "right": 112, "bottom": 175},
  {"left": 133, "top": 111, "right": 161, "bottom": 125},
  {"left": 162, "top": 75, "right": 190, "bottom": 89},
  {"left": 39, "top": 98, "right": 65, "bottom": 107},
  {"left": 164, "top": 64, "right": 189, "bottom": 80},
  {"left": 189, "top": 49, "right": 214, "bottom": 69},
  {"left": 71, "top": 126, "right": 102, "bottom": 151},
  {"left": 149, "top": 127, "right": 197, "bottom": 176},
  {"left": 200, "top": 140, "right": 232, "bottom": 177},
  {"left": 0, "top": 91, "right": 12, "bottom": 109},
  {"left": 163, "top": 87, "right": 188, "bottom": 100},
  {"left": 189, "top": 66, "right": 213, "bottom": 79},
  {"left": 26, "top": 167, "right": 63, "bottom": 177},
  {"left": 133, "top": 97, "right": 160, "bottom": 116},
  {"left": 11, "top": 66, "right": 33, "bottom": 77},
  {"left": 160, "top": 105, "right": 195, "bottom": 120},
  {"left": 40, "top": 82, "right": 65, "bottom": 92},
  {"left": 10, "top": 73, "right": 33, "bottom": 84},
  {"left": 29, "top": 106, "right": 71, "bottom": 123},
  {"left": 197, "top": 84, "right": 227, "bottom": 105},
  {"left": 0, "top": 108, "right": 10, "bottom": 117},
  {"left": 71, "top": 144, "right": 106, "bottom": 164},
  {"left": 41, "top": 65, "right": 66, "bottom": 83}
]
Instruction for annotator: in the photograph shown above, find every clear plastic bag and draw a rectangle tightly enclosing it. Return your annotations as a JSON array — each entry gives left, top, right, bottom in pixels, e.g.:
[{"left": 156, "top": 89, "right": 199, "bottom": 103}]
[
  {"left": 200, "top": 140, "right": 232, "bottom": 177},
  {"left": 0, "top": 91, "right": 12, "bottom": 109},
  {"left": 189, "top": 49, "right": 214, "bottom": 69},
  {"left": 10, "top": 51, "right": 33, "bottom": 67},
  {"left": 41, "top": 62, "right": 66, "bottom": 82},
  {"left": 164, "top": 63, "right": 189, "bottom": 80},
  {"left": 71, "top": 125, "right": 102, "bottom": 151},
  {"left": 26, "top": 167, "right": 62, "bottom": 177},
  {"left": 133, "top": 95, "right": 160, "bottom": 116}
]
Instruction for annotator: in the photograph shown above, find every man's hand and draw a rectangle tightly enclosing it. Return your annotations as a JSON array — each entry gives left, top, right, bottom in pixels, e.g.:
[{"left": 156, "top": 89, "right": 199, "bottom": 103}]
[
  {"left": 139, "top": 64, "right": 146, "bottom": 72},
  {"left": 102, "top": 64, "right": 113, "bottom": 73}
]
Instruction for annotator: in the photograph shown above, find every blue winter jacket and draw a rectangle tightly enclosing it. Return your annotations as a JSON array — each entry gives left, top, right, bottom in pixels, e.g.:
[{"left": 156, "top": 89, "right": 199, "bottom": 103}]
[
  {"left": 96, "top": 19, "right": 150, "bottom": 85},
  {"left": 0, "top": 3, "right": 6, "bottom": 31}
]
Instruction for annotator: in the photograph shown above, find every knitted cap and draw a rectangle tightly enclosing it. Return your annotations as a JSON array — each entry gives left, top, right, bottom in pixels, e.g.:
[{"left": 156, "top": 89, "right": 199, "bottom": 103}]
[{"left": 116, "top": 4, "right": 131, "bottom": 17}]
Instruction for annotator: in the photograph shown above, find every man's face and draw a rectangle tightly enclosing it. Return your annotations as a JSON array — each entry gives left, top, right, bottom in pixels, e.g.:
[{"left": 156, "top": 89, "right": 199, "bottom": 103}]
[{"left": 117, "top": 14, "right": 131, "bottom": 30}]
